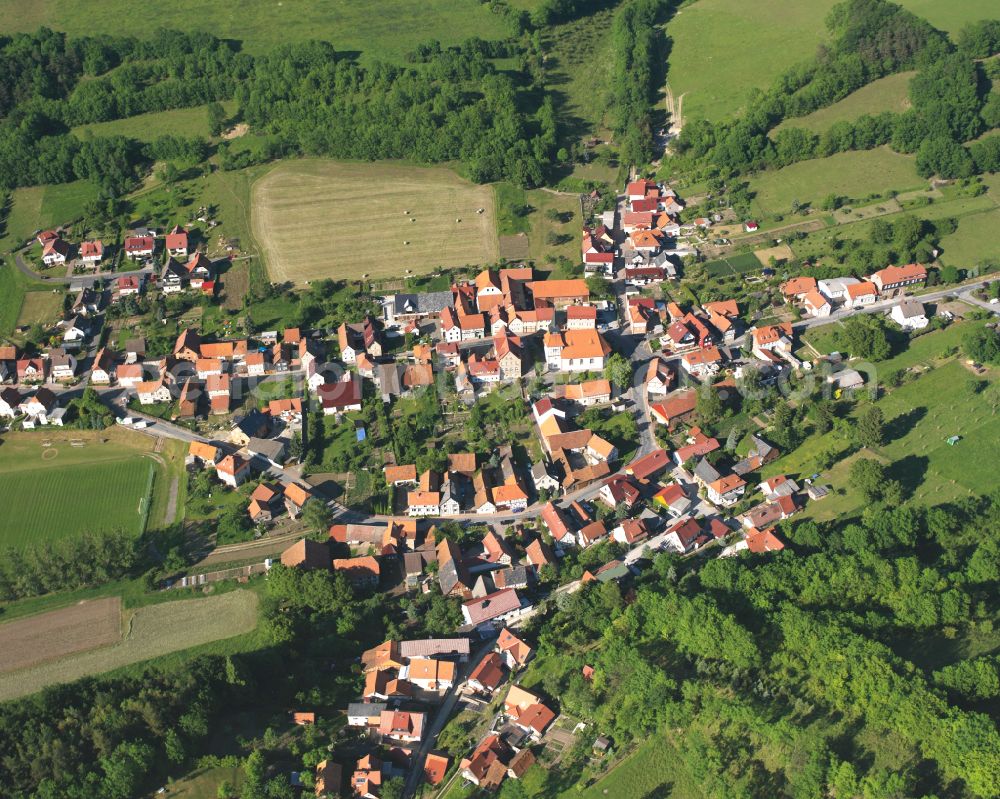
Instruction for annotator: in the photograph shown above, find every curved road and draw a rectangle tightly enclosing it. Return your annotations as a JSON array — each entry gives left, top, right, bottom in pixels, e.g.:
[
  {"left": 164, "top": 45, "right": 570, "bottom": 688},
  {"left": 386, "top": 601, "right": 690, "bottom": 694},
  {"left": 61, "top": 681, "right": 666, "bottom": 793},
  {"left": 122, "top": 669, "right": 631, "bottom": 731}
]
[{"left": 13, "top": 250, "right": 155, "bottom": 286}]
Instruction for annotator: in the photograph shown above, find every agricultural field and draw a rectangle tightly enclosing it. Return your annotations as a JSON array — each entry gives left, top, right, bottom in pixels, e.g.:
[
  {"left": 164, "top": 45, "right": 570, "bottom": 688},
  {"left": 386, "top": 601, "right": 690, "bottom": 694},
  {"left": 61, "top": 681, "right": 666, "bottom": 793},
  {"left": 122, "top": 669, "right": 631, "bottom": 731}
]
[
  {"left": 0, "top": 0, "right": 510, "bottom": 60},
  {"left": 71, "top": 100, "right": 239, "bottom": 143},
  {"left": 0, "top": 597, "right": 121, "bottom": 673},
  {"left": 771, "top": 72, "right": 915, "bottom": 136},
  {"left": 666, "top": 0, "right": 839, "bottom": 123},
  {"left": 0, "top": 589, "right": 260, "bottom": 701},
  {"left": 252, "top": 160, "right": 498, "bottom": 283},
  {"left": 703, "top": 252, "right": 763, "bottom": 277},
  {"left": 748, "top": 148, "right": 921, "bottom": 218},
  {"left": 0, "top": 429, "right": 180, "bottom": 546}
]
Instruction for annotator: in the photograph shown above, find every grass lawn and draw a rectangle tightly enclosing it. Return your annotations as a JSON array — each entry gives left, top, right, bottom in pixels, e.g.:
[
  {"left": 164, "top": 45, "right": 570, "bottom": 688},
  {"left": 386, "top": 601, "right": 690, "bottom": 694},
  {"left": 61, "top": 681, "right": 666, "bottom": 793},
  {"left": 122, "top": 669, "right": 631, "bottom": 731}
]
[
  {"left": 526, "top": 189, "right": 583, "bottom": 265},
  {"left": 252, "top": 159, "right": 498, "bottom": 283},
  {"left": 71, "top": 100, "right": 238, "bottom": 143},
  {"left": 764, "top": 326, "right": 998, "bottom": 523},
  {"left": 543, "top": 8, "right": 617, "bottom": 139},
  {"left": 558, "top": 734, "right": 704, "bottom": 799},
  {"left": 801, "top": 322, "right": 845, "bottom": 356},
  {"left": 0, "top": 179, "right": 99, "bottom": 254},
  {"left": 938, "top": 206, "right": 1000, "bottom": 270},
  {"left": 748, "top": 148, "right": 921, "bottom": 218},
  {"left": 0, "top": 429, "right": 173, "bottom": 546},
  {"left": 0, "top": 0, "right": 510, "bottom": 60},
  {"left": 895, "top": 0, "right": 996, "bottom": 35},
  {"left": 166, "top": 766, "right": 243, "bottom": 799},
  {"left": 772, "top": 72, "right": 915, "bottom": 136},
  {"left": 703, "top": 252, "right": 763, "bottom": 277},
  {"left": 667, "top": 0, "right": 839, "bottom": 123},
  {"left": 0, "top": 589, "right": 260, "bottom": 701},
  {"left": 15, "top": 289, "right": 64, "bottom": 328}
]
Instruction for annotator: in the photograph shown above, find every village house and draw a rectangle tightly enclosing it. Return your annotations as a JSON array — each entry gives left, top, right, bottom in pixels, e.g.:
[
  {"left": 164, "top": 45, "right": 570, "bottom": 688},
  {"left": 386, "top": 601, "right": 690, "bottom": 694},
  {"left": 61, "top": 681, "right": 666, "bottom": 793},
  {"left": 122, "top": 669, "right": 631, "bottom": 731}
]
[
  {"left": 79, "top": 239, "right": 104, "bottom": 265},
  {"left": 400, "top": 658, "right": 456, "bottom": 691},
  {"left": 284, "top": 483, "right": 312, "bottom": 519},
  {"left": 378, "top": 710, "right": 425, "bottom": 744},
  {"left": 681, "top": 346, "right": 723, "bottom": 379},
  {"left": 661, "top": 516, "right": 704, "bottom": 554},
  {"left": 217, "top": 454, "right": 252, "bottom": 488},
  {"left": 165, "top": 226, "right": 188, "bottom": 258},
  {"left": 780, "top": 276, "right": 818, "bottom": 303},
  {"left": 845, "top": 280, "right": 879, "bottom": 308},
  {"left": 543, "top": 329, "right": 611, "bottom": 372},
  {"left": 891, "top": 299, "right": 929, "bottom": 330},
  {"left": 652, "top": 483, "right": 691, "bottom": 517},
  {"left": 870, "top": 263, "right": 927, "bottom": 296},
  {"left": 338, "top": 317, "right": 382, "bottom": 364},
  {"left": 565, "top": 304, "right": 598, "bottom": 330},
  {"left": 124, "top": 235, "right": 155, "bottom": 260},
  {"left": 817, "top": 277, "right": 861, "bottom": 302},
  {"left": 649, "top": 388, "right": 698, "bottom": 429},
  {"left": 248, "top": 483, "right": 283, "bottom": 523},
  {"left": 461, "top": 588, "right": 525, "bottom": 633},
  {"left": 116, "top": 274, "right": 141, "bottom": 297},
  {"left": 333, "top": 556, "right": 381, "bottom": 589},
  {"left": 555, "top": 378, "right": 612, "bottom": 408},
  {"left": 645, "top": 356, "right": 674, "bottom": 396},
  {"left": 19, "top": 387, "right": 58, "bottom": 422},
  {"left": 42, "top": 237, "right": 71, "bottom": 266},
  {"left": 136, "top": 379, "right": 171, "bottom": 405},
  {"left": 318, "top": 374, "right": 363, "bottom": 415},
  {"left": 527, "top": 278, "right": 589, "bottom": 309},
  {"left": 802, "top": 290, "right": 832, "bottom": 318},
  {"left": 706, "top": 473, "right": 747, "bottom": 507}
]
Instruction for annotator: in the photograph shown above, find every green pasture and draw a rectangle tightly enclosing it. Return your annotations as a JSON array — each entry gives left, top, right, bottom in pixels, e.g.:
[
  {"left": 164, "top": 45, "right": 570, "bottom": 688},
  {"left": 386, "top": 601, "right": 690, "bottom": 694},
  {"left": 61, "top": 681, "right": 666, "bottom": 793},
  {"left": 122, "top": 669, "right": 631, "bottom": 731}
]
[
  {"left": 772, "top": 72, "right": 915, "bottom": 136},
  {"left": 71, "top": 101, "right": 239, "bottom": 143}
]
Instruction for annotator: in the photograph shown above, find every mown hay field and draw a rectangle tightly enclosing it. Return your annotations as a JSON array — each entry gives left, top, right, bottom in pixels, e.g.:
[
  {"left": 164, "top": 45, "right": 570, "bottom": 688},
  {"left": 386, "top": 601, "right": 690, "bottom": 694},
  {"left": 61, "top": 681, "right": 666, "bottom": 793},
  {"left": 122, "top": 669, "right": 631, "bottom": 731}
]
[
  {"left": 0, "top": 590, "right": 259, "bottom": 701},
  {"left": 252, "top": 160, "right": 498, "bottom": 284},
  {"left": 0, "top": 597, "right": 121, "bottom": 673}
]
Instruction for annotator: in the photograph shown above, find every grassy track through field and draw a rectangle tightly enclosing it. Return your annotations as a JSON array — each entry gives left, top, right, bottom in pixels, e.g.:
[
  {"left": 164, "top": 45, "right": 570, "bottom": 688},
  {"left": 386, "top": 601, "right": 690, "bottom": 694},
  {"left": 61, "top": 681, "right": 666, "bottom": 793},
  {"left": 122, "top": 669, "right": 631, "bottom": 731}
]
[
  {"left": 252, "top": 160, "right": 498, "bottom": 284},
  {"left": 0, "top": 590, "right": 259, "bottom": 701},
  {"left": 0, "top": 597, "right": 121, "bottom": 673}
]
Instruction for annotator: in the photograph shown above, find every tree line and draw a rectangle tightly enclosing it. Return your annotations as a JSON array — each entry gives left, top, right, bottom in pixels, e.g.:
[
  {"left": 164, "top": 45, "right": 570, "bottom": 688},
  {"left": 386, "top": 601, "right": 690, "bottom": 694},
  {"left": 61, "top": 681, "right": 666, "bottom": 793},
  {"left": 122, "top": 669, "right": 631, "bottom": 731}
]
[
  {"left": 517, "top": 490, "right": 1000, "bottom": 797},
  {"left": 0, "top": 27, "right": 562, "bottom": 194}
]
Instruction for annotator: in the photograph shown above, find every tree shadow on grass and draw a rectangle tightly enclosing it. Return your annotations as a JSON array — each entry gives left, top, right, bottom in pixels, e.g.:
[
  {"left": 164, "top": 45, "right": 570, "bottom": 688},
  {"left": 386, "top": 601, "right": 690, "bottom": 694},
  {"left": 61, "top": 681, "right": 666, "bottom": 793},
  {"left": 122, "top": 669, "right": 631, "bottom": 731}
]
[
  {"left": 885, "top": 454, "right": 929, "bottom": 499},
  {"left": 885, "top": 405, "right": 927, "bottom": 443},
  {"left": 640, "top": 782, "right": 674, "bottom": 799}
]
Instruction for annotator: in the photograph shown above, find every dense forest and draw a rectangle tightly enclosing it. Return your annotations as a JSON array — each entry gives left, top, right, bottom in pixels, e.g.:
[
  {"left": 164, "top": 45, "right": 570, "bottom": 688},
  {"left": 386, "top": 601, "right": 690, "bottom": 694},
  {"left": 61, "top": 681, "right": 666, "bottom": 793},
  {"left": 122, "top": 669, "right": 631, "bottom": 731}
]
[
  {"left": 673, "top": 0, "right": 1000, "bottom": 181},
  {"left": 0, "top": 26, "right": 558, "bottom": 195},
  {"left": 513, "top": 493, "right": 1000, "bottom": 798}
]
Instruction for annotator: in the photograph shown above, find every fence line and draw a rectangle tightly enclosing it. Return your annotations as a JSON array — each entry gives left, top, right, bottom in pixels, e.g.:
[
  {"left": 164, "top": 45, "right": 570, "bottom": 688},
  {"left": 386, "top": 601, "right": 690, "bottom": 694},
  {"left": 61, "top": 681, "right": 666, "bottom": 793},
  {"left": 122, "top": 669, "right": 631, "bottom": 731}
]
[{"left": 168, "top": 562, "right": 269, "bottom": 589}]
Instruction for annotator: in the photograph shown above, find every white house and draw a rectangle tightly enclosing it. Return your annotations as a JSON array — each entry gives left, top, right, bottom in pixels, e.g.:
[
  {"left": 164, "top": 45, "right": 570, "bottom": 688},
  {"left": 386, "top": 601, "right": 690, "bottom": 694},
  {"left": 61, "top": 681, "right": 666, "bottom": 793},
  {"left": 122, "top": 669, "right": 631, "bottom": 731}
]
[
  {"left": 680, "top": 347, "right": 723, "bottom": 379},
  {"left": 817, "top": 277, "right": 860, "bottom": 302},
  {"left": 802, "top": 290, "right": 832, "bottom": 318},
  {"left": 844, "top": 281, "right": 878, "bottom": 308},
  {"left": 42, "top": 238, "right": 71, "bottom": 266},
  {"left": 542, "top": 330, "right": 610, "bottom": 372},
  {"left": 0, "top": 387, "right": 22, "bottom": 418},
  {"left": 706, "top": 474, "right": 747, "bottom": 507},
  {"left": 136, "top": 379, "right": 171, "bottom": 405},
  {"left": 890, "top": 299, "right": 929, "bottom": 330}
]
